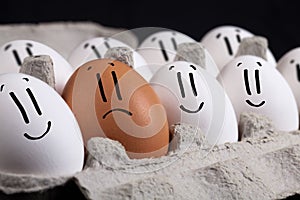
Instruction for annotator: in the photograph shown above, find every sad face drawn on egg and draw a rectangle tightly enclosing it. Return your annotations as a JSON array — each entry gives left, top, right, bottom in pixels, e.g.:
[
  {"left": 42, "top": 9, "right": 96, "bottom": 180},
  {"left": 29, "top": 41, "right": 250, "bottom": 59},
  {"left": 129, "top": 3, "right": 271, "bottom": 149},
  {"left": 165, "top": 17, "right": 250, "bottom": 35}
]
[
  {"left": 1, "top": 78, "right": 51, "bottom": 140},
  {"left": 150, "top": 61, "right": 238, "bottom": 145},
  {"left": 0, "top": 73, "right": 84, "bottom": 176},
  {"left": 238, "top": 61, "right": 266, "bottom": 108},
  {"left": 63, "top": 59, "right": 169, "bottom": 158},
  {"left": 218, "top": 55, "right": 299, "bottom": 132}
]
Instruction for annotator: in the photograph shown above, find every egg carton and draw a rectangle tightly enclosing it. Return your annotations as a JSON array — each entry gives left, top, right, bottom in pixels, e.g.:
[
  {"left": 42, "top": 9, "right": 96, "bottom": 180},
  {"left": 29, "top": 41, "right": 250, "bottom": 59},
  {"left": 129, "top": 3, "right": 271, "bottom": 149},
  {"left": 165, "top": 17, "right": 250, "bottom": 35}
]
[{"left": 0, "top": 22, "right": 300, "bottom": 200}]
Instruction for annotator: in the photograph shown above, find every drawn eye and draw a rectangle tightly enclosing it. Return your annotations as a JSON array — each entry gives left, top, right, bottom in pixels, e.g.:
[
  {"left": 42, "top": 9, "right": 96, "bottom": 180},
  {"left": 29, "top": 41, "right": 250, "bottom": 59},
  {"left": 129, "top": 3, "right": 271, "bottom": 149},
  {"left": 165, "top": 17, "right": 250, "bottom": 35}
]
[{"left": 0, "top": 84, "right": 4, "bottom": 92}]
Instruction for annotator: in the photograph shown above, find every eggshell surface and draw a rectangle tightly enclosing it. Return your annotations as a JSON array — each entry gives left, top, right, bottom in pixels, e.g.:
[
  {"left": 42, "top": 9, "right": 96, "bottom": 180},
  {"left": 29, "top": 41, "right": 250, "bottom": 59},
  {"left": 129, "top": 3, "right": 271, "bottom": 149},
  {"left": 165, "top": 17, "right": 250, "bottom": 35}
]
[
  {"left": 201, "top": 25, "right": 276, "bottom": 70},
  {"left": 218, "top": 55, "right": 298, "bottom": 132},
  {"left": 68, "top": 37, "right": 152, "bottom": 81},
  {"left": 0, "top": 73, "right": 84, "bottom": 176},
  {"left": 150, "top": 61, "right": 238, "bottom": 145},
  {"left": 277, "top": 47, "right": 300, "bottom": 113},
  {"left": 63, "top": 59, "right": 169, "bottom": 158},
  {"left": 0, "top": 40, "right": 74, "bottom": 94}
]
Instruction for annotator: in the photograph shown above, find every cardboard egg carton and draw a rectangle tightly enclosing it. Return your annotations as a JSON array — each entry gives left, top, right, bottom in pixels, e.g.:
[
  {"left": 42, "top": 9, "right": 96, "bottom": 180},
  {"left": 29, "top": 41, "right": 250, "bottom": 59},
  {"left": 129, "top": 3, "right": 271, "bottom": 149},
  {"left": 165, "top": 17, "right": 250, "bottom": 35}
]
[{"left": 0, "top": 22, "right": 300, "bottom": 200}]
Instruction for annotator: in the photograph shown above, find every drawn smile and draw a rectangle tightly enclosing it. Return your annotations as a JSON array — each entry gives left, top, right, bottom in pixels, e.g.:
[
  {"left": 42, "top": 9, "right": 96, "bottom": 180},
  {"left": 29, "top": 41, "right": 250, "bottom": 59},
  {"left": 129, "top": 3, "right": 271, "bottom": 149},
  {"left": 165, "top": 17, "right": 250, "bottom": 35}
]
[
  {"left": 179, "top": 102, "right": 204, "bottom": 113},
  {"left": 245, "top": 100, "right": 265, "bottom": 107},
  {"left": 102, "top": 108, "right": 133, "bottom": 119},
  {"left": 24, "top": 121, "right": 51, "bottom": 140}
]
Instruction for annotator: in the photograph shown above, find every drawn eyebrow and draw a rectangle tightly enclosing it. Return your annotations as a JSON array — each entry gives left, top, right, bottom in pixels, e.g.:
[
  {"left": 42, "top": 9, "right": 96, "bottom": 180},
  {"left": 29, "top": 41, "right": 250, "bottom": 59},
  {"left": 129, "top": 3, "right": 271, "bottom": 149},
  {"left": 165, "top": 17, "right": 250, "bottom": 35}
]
[
  {"left": 4, "top": 44, "right": 11, "bottom": 51},
  {"left": 109, "top": 62, "right": 115, "bottom": 66},
  {"left": 256, "top": 62, "right": 262, "bottom": 66},
  {"left": 235, "top": 29, "right": 241, "bottom": 32},
  {"left": 22, "top": 77, "right": 29, "bottom": 82},
  {"left": 26, "top": 88, "right": 42, "bottom": 115},
  {"left": 0, "top": 84, "right": 4, "bottom": 92},
  {"left": 237, "top": 62, "right": 242, "bottom": 67},
  {"left": 84, "top": 43, "right": 89, "bottom": 49},
  {"left": 290, "top": 59, "right": 295, "bottom": 64},
  {"left": 216, "top": 33, "right": 221, "bottom": 39},
  {"left": 190, "top": 65, "right": 196, "bottom": 70},
  {"left": 151, "top": 37, "right": 157, "bottom": 42},
  {"left": 87, "top": 66, "right": 92, "bottom": 71},
  {"left": 169, "top": 65, "right": 175, "bottom": 70},
  {"left": 9, "top": 92, "right": 30, "bottom": 124},
  {"left": 26, "top": 43, "right": 33, "bottom": 47},
  {"left": 96, "top": 73, "right": 107, "bottom": 102}
]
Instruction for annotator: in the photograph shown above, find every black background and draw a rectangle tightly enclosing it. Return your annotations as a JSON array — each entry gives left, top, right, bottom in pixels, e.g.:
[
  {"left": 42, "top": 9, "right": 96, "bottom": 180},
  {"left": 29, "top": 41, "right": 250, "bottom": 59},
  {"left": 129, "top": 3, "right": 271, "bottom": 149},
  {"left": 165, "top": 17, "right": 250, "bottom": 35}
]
[{"left": 1, "top": 0, "right": 299, "bottom": 60}]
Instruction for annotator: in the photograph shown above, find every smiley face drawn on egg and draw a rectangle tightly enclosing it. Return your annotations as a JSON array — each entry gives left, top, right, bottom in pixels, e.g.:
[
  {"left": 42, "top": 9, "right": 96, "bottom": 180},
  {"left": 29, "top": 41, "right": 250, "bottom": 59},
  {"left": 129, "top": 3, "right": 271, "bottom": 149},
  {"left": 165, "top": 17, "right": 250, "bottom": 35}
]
[
  {"left": 0, "top": 40, "right": 74, "bottom": 94},
  {"left": 0, "top": 73, "right": 84, "bottom": 176},
  {"left": 237, "top": 61, "right": 266, "bottom": 108},
  {"left": 150, "top": 61, "right": 238, "bottom": 145},
  {"left": 137, "top": 31, "right": 195, "bottom": 66},
  {"left": 218, "top": 55, "right": 299, "bottom": 132},
  {"left": 201, "top": 25, "right": 277, "bottom": 70},
  {"left": 2, "top": 78, "right": 52, "bottom": 140},
  {"left": 63, "top": 59, "right": 169, "bottom": 158},
  {"left": 277, "top": 47, "right": 300, "bottom": 113}
]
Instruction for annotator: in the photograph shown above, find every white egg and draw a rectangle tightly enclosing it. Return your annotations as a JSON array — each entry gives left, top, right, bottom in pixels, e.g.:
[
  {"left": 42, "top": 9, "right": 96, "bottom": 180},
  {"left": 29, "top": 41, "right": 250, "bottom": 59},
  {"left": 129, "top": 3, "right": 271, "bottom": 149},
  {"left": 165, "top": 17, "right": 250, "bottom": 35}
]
[
  {"left": 277, "top": 47, "right": 300, "bottom": 112},
  {"left": 137, "top": 31, "right": 220, "bottom": 77},
  {"left": 218, "top": 55, "right": 298, "bottom": 132},
  {"left": 150, "top": 61, "right": 238, "bottom": 145},
  {"left": 201, "top": 25, "right": 277, "bottom": 70},
  {"left": 68, "top": 37, "right": 152, "bottom": 81},
  {"left": 0, "top": 73, "right": 84, "bottom": 176},
  {"left": 0, "top": 40, "right": 73, "bottom": 94}
]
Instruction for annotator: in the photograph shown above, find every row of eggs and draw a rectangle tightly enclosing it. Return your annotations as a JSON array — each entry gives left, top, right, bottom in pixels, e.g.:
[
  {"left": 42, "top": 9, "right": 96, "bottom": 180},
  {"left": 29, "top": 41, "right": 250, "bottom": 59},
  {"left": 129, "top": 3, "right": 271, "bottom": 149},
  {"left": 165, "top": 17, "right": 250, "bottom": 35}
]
[{"left": 0, "top": 25, "right": 299, "bottom": 177}]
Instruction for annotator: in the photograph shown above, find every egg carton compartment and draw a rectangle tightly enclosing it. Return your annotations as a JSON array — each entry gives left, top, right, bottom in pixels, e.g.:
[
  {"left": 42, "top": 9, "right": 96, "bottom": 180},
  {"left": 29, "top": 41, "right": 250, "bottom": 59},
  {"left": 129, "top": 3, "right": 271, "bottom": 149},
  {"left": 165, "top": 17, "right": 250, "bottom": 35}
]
[{"left": 0, "top": 22, "right": 300, "bottom": 200}]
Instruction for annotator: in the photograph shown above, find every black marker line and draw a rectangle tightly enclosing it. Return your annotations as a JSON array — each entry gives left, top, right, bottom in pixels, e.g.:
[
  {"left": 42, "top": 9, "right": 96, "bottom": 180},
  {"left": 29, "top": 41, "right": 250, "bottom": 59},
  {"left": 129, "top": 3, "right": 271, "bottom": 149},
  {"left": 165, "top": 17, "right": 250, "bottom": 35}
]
[
  {"left": 243, "top": 69, "right": 252, "bottom": 95},
  {"left": 236, "top": 34, "right": 241, "bottom": 43},
  {"left": 24, "top": 121, "right": 51, "bottom": 140},
  {"left": 177, "top": 72, "right": 185, "bottom": 98},
  {"left": 104, "top": 41, "right": 110, "bottom": 49},
  {"left": 96, "top": 73, "right": 107, "bottom": 102},
  {"left": 255, "top": 70, "right": 261, "bottom": 94},
  {"left": 4, "top": 44, "right": 11, "bottom": 51},
  {"left": 169, "top": 65, "right": 175, "bottom": 70},
  {"left": 180, "top": 102, "right": 204, "bottom": 113},
  {"left": 296, "top": 64, "right": 300, "bottom": 82},
  {"left": 111, "top": 71, "right": 122, "bottom": 100},
  {"left": 26, "top": 88, "right": 42, "bottom": 115},
  {"left": 26, "top": 47, "right": 33, "bottom": 56},
  {"left": 158, "top": 40, "right": 169, "bottom": 61},
  {"left": 102, "top": 108, "right": 132, "bottom": 119},
  {"left": 0, "top": 84, "right": 4, "bottom": 92},
  {"left": 9, "top": 92, "right": 29, "bottom": 124},
  {"left": 190, "top": 65, "right": 197, "bottom": 70},
  {"left": 91, "top": 45, "right": 101, "bottom": 58},
  {"left": 171, "top": 38, "right": 177, "bottom": 50},
  {"left": 84, "top": 43, "right": 89, "bottom": 49},
  {"left": 224, "top": 37, "right": 233, "bottom": 56},
  {"left": 189, "top": 73, "right": 197, "bottom": 96},
  {"left": 13, "top": 50, "right": 22, "bottom": 66}
]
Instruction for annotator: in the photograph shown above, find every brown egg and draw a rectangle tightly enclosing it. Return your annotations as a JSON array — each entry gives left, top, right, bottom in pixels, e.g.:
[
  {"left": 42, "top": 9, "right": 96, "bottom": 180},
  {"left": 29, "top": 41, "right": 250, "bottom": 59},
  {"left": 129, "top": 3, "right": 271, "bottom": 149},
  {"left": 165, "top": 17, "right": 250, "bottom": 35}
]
[{"left": 62, "top": 59, "right": 169, "bottom": 158}]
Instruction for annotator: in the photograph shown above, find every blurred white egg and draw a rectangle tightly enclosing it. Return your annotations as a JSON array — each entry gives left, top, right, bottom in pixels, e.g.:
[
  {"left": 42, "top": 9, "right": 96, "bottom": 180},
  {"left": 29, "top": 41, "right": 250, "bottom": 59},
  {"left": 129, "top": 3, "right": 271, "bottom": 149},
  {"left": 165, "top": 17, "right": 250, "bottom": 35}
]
[
  {"left": 0, "top": 40, "right": 73, "bottom": 94},
  {"left": 218, "top": 55, "right": 298, "bottom": 131},
  {"left": 150, "top": 61, "right": 238, "bottom": 145},
  {"left": 277, "top": 47, "right": 300, "bottom": 112},
  {"left": 0, "top": 73, "right": 84, "bottom": 176},
  {"left": 68, "top": 37, "right": 152, "bottom": 81},
  {"left": 201, "top": 25, "right": 276, "bottom": 70},
  {"left": 137, "top": 31, "right": 220, "bottom": 77}
]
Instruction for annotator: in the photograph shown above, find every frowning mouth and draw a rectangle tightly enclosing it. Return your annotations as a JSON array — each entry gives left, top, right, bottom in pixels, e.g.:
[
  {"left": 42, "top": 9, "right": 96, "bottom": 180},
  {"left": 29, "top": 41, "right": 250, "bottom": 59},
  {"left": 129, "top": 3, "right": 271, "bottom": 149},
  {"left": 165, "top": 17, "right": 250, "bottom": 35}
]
[
  {"left": 179, "top": 102, "right": 204, "bottom": 113},
  {"left": 102, "top": 108, "right": 133, "bottom": 119},
  {"left": 246, "top": 100, "right": 265, "bottom": 107},
  {"left": 24, "top": 121, "right": 51, "bottom": 140}
]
